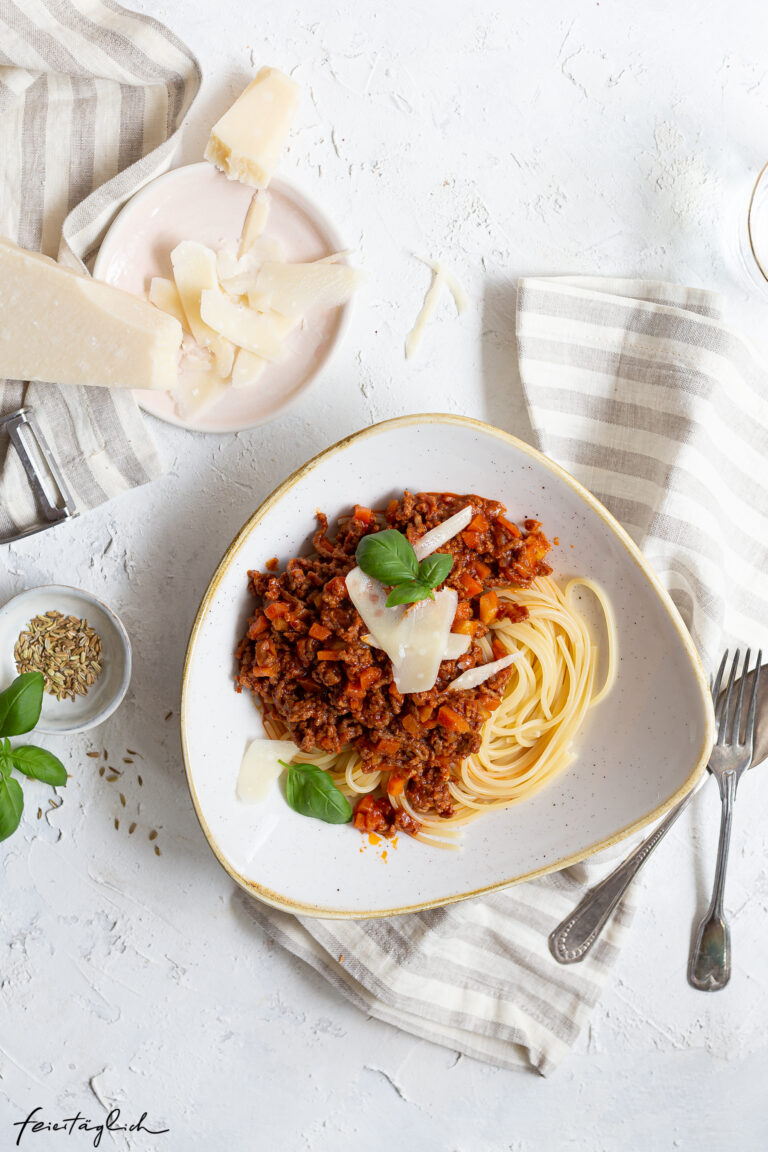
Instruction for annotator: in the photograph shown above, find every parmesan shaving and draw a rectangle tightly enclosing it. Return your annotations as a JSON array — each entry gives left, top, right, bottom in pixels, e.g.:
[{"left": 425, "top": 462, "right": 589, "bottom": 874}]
[
  {"left": 412, "top": 505, "right": 473, "bottom": 561},
  {"left": 346, "top": 568, "right": 458, "bottom": 694},
  {"left": 391, "top": 589, "right": 458, "bottom": 694},
  {"left": 237, "top": 738, "right": 298, "bottom": 803},
  {"left": 405, "top": 265, "right": 445, "bottom": 359},
  {"left": 446, "top": 653, "right": 520, "bottom": 693},
  {"left": 443, "top": 633, "right": 472, "bottom": 660},
  {"left": 405, "top": 258, "right": 467, "bottom": 359}
]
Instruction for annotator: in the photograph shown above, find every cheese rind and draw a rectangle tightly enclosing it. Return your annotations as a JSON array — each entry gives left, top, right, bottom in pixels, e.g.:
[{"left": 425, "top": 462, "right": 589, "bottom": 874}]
[
  {"left": 0, "top": 237, "right": 181, "bottom": 391},
  {"left": 204, "top": 67, "right": 300, "bottom": 188}
]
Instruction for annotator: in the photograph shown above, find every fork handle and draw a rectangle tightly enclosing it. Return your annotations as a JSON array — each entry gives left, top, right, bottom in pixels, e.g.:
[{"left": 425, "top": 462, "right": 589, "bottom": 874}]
[
  {"left": 688, "top": 769, "right": 737, "bottom": 991},
  {"left": 549, "top": 789, "right": 696, "bottom": 963}
]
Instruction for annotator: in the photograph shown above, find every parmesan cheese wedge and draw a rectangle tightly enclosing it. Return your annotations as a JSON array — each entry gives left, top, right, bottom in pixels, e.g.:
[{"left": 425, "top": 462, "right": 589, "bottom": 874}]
[
  {"left": 237, "top": 738, "right": 299, "bottom": 803},
  {"left": 199, "top": 289, "right": 288, "bottom": 359},
  {"left": 248, "top": 261, "right": 361, "bottom": 318},
  {"left": 239, "top": 192, "right": 271, "bottom": 255},
  {"left": 231, "top": 347, "right": 268, "bottom": 389},
  {"left": 0, "top": 237, "right": 181, "bottom": 391},
  {"left": 149, "top": 276, "right": 187, "bottom": 330},
  {"left": 204, "top": 66, "right": 301, "bottom": 189},
  {"left": 170, "top": 241, "right": 234, "bottom": 378}
]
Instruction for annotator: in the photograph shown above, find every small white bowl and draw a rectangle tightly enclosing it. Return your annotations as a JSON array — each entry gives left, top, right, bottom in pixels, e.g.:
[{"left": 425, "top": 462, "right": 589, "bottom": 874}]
[{"left": 0, "top": 585, "right": 132, "bottom": 734}]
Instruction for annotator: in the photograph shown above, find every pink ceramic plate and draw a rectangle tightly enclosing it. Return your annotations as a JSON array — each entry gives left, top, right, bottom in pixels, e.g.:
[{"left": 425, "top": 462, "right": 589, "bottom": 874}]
[{"left": 93, "top": 162, "right": 351, "bottom": 434}]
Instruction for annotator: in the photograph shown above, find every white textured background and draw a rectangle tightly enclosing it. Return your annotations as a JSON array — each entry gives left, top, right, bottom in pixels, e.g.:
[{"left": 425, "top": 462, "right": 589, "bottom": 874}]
[{"left": 2, "top": 1, "right": 768, "bottom": 1148}]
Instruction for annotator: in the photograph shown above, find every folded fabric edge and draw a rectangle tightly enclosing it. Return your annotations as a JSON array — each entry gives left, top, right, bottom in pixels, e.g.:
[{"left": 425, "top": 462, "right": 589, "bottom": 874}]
[
  {"left": 518, "top": 274, "right": 726, "bottom": 319},
  {"left": 236, "top": 890, "right": 558, "bottom": 1074}
]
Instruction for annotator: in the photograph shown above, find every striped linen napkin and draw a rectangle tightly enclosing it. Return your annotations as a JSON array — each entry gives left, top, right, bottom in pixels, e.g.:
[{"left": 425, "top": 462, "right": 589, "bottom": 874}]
[
  {"left": 0, "top": 1, "right": 201, "bottom": 537},
  {"left": 246, "top": 274, "right": 768, "bottom": 1075},
  {"left": 516, "top": 276, "right": 768, "bottom": 664}
]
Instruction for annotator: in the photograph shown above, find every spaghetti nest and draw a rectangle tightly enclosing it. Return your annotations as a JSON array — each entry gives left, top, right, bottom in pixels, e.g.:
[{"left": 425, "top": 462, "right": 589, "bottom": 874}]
[{"left": 236, "top": 491, "right": 614, "bottom": 846}]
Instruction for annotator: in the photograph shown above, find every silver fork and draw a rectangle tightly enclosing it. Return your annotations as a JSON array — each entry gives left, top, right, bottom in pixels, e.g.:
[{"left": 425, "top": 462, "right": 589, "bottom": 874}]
[
  {"left": 549, "top": 652, "right": 764, "bottom": 967},
  {"left": 688, "top": 648, "right": 761, "bottom": 991}
]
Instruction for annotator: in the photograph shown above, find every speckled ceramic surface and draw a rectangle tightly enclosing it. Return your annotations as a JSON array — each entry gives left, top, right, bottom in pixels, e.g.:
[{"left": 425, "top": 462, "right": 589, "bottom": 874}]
[
  {"left": 181, "top": 414, "right": 714, "bottom": 917},
  {"left": 0, "top": 585, "right": 131, "bottom": 734}
]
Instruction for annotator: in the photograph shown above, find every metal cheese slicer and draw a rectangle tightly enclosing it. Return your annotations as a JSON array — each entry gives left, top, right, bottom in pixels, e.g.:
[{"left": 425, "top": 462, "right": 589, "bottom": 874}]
[{"left": 0, "top": 408, "right": 77, "bottom": 543}]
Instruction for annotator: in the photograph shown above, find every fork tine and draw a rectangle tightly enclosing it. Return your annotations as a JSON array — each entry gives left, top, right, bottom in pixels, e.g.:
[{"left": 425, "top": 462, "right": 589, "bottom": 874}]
[
  {"left": 744, "top": 651, "right": 762, "bottom": 753},
  {"left": 717, "top": 649, "right": 740, "bottom": 746},
  {"left": 733, "top": 649, "right": 750, "bottom": 745},
  {"left": 711, "top": 650, "right": 728, "bottom": 737}
]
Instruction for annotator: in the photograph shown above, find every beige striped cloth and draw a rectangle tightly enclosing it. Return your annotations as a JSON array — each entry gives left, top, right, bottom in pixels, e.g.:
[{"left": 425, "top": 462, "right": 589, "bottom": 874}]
[
  {"left": 247, "top": 275, "right": 768, "bottom": 1075},
  {"left": 0, "top": 0, "right": 200, "bottom": 536},
  {"left": 517, "top": 276, "right": 768, "bottom": 665}
]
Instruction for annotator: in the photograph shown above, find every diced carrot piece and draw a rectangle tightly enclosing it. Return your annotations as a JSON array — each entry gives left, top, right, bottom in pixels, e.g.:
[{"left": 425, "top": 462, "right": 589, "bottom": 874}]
[
  {"left": 467, "top": 513, "right": 489, "bottom": 532},
  {"left": 436, "top": 705, "right": 470, "bottom": 733},
  {"left": 491, "top": 638, "right": 508, "bottom": 661},
  {"left": 358, "top": 667, "right": 379, "bottom": 691},
  {"left": 317, "top": 650, "right": 340, "bottom": 661},
  {"left": 387, "top": 775, "right": 405, "bottom": 797},
  {"left": 454, "top": 599, "right": 473, "bottom": 621},
  {"left": 251, "top": 665, "right": 278, "bottom": 678},
  {"left": 401, "top": 714, "right": 421, "bottom": 737},
  {"left": 353, "top": 504, "right": 375, "bottom": 524},
  {"left": 377, "top": 738, "right": 399, "bottom": 755},
  {"left": 299, "top": 677, "right": 320, "bottom": 692},
  {"left": 452, "top": 620, "right": 479, "bottom": 637},
  {"left": 461, "top": 530, "right": 483, "bottom": 551},
  {"left": 473, "top": 559, "right": 491, "bottom": 579},
  {"left": 478, "top": 590, "right": 499, "bottom": 624},
  {"left": 248, "top": 614, "right": 269, "bottom": 637},
  {"left": 459, "top": 572, "right": 483, "bottom": 597},
  {"left": 264, "top": 602, "right": 289, "bottom": 620},
  {"left": 497, "top": 515, "right": 522, "bottom": 538},
  {"left": 309, "top": 622, "right": 331, "bottom": 641}
]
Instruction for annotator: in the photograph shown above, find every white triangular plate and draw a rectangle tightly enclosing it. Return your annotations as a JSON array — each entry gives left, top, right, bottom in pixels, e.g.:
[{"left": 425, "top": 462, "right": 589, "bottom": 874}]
[{"left": 181, "top": 415, "right": 714, "bottom": 917}]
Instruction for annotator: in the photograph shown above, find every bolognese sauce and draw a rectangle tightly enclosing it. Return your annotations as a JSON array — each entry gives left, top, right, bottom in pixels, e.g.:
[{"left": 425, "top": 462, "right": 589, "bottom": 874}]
[{"left": 235, "top": 492, "right": 551, "bottom": 838}]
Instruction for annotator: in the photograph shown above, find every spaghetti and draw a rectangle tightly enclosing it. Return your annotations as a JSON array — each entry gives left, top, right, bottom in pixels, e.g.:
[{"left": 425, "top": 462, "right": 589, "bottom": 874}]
[{"left": 262, "top": 574, "right": 615, "bottom": 847}]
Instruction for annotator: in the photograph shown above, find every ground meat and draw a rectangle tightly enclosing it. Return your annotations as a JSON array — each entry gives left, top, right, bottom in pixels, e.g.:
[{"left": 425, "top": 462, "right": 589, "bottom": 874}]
[{"left": 235, "top": 492, "right": 551, "bottom": 837}]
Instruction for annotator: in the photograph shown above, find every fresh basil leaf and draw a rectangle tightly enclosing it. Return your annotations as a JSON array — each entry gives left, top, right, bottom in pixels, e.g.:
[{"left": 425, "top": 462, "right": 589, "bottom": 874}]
[
  {"left": 0, "top": 773, "right": 23, "bottom": 841},
  {"left": 11, "top": 746, "right": 67, "bottom": 787},
  {"left": 385, "top": 580, "right": 435, "bottom": 607},
  {"left": 418, "top": 552, "right": 454, "bottom": 589},
  {"left": 0, "top": 673, "right": 44, "bottom": 737},
  {"left": 356, "top": 530, "right": 419, "bottom": 586},
  {"left": 281, "top": 760, "right": 353, "bottom": 824},
  {"left": 0, "top": 754, "right": 12, "bottom": 779}
]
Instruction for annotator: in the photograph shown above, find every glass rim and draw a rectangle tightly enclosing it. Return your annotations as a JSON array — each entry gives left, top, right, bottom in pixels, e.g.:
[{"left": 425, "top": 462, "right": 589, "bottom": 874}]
[{"left": 746, "top": 159, "right": 768, "bottom": 285}]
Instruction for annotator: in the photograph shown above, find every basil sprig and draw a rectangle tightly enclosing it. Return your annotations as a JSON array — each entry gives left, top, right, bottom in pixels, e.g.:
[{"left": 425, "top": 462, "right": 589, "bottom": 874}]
[
  {"left": 0, "top": 673, "right": 68, "bottom": 843},
  {"left": 355, "top": 529, "right": 454, "bottom": 607},
  {"left": 280, "top": 760, "right": 353, "bottom": 824}
]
